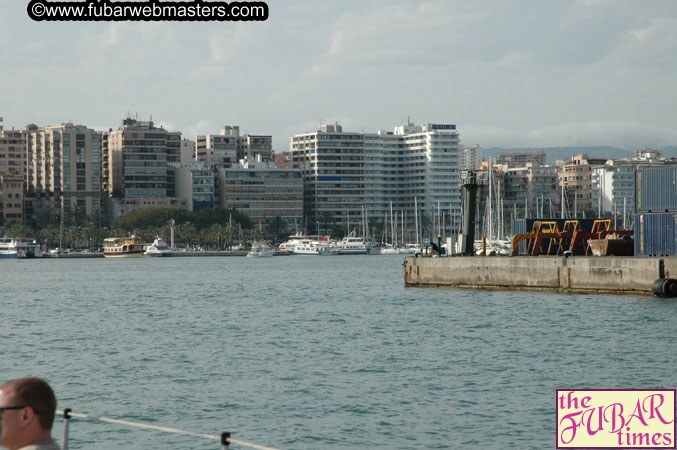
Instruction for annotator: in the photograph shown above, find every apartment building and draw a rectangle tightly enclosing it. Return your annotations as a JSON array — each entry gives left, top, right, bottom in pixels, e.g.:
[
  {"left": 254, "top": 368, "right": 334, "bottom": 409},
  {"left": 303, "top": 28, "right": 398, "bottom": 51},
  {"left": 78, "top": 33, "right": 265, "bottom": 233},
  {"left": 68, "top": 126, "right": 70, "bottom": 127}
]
[
  {"left": 290, "top": 122, "right": 462, "bottom": 237},
  {"left": 221, "top": 158, "right": 303, "bottom": 228},
  {"left": 1, "top": 173, "right": 24, "bottom": 224},
  {"left": 562, "top": 154, "right": 607, "bottom": 216},
  {"left": 461, "top": 144, "right": 483, "bottom": 170},
  {"left": 24, "top": 122, "right": 102, "bottom": 218},
  {"left": 0, "top": 117, "right": 25, "bottom": 177},
  {"left": 175, "top": 161, "right": 215, "bottom": 211},
  {"left": 196, "top": 125, "right": 272, "bottom": 170},
  {"left": 107, "top": 118, "right": 177, "bottom": 198}
]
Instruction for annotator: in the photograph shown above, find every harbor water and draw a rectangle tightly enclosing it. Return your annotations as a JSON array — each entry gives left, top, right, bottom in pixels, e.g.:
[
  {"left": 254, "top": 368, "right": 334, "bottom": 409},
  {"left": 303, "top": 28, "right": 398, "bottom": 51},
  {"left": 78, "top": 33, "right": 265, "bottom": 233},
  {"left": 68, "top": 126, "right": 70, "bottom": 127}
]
[{"left": 1, "top": 255, "right": 675, "bottom": 449}]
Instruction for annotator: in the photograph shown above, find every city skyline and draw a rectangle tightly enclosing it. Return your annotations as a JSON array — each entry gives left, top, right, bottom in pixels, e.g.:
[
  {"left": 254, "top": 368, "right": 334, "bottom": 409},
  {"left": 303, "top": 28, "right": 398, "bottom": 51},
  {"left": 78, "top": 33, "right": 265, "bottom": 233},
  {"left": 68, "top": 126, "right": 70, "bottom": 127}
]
[{"left": 1, "top": 0, "right": 677, "bottom": 151}]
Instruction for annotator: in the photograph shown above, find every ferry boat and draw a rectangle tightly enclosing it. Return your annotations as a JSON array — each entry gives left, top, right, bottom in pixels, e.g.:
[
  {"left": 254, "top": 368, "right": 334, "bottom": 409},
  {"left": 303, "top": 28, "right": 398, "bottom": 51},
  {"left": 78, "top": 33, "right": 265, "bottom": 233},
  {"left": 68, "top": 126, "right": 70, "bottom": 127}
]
[
  {"left": 103, "top": 236, "right": 145, "bottom": 258},
  {"left": 144, "top": 237, "right": 173, "bottom": 257},
  {"left": 0, "top": 238, "right": 43, "bottom": 258},
  {"left": 246, "top": 242, "right": 275, "bottom": 257}
]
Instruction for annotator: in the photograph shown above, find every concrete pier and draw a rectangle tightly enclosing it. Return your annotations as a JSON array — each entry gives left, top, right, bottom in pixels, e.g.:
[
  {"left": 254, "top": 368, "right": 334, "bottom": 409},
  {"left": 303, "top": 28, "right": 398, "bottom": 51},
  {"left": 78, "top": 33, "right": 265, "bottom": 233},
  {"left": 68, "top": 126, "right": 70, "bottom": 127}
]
[{"left": 404, "top": 256, "right": 677, "bottom": 295}]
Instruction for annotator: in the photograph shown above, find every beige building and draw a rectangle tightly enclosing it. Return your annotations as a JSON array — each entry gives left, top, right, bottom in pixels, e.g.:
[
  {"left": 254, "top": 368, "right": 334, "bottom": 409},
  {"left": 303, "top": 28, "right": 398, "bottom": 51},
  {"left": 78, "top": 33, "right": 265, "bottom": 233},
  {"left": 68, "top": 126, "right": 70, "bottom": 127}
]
[
  {"left": 24, "top": 122, "right": 102, "bottom": 218},
  {"left": 106, "top": 118, "right": 180, "bottom": 198},
  {"left": 196, "top": 125, "right": 272, "bottom": 170},
  {"left": 561, "top": 154, "right": 607, "bottom": 216},
  {"left": 0, "top": 117, "right": 25, "bottom": 177},
  {"left": 1, "top": 173, "right": 25, "bottom": 224}
]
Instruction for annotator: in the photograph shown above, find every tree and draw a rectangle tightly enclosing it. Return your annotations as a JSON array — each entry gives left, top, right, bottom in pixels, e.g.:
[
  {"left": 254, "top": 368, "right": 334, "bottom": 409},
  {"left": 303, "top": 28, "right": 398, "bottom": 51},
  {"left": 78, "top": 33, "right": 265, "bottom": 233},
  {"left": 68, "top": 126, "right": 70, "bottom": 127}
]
[
  {"left": 319, "top": 212, "right": 333, "bottom": 235},
  {"left": 266, "top": 216, "right": 288, "bottom": 244}
]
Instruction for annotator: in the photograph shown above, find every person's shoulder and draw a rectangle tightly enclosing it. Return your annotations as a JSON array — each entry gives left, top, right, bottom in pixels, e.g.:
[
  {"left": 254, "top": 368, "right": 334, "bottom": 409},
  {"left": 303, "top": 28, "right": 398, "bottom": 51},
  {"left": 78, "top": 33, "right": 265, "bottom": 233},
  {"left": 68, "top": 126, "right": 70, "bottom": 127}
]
[{"left": 18, "top": 439, "right": 61, "bottom": 450}]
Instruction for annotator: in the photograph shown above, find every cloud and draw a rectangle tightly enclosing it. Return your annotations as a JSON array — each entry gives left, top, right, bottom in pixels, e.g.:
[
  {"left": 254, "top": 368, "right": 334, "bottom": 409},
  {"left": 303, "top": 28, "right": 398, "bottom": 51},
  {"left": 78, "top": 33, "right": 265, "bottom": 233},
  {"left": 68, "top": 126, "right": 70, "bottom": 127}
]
[{"left": 183, "top": 120, "right": 219, "bottom": 140}]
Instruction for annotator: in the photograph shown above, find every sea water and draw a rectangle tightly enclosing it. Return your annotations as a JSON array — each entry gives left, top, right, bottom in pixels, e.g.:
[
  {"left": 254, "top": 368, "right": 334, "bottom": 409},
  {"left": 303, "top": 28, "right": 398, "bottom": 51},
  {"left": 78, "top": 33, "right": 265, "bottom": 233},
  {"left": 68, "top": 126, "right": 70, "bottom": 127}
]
[{"left": 1, "top": 255, "right": 675, "bottom": 449}]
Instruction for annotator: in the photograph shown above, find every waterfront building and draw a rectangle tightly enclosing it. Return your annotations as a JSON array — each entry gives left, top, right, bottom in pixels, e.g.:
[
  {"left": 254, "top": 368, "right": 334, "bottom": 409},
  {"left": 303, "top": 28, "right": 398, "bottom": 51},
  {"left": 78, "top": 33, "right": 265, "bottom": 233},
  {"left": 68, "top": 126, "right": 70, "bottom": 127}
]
[
  {"left": 196, "top": 125, "right": 273, "bottom": 170},
  {"left": 290, "top": 122, "right": 462, "bottom": 239},
  {"left": 24, "top": 122, "right": 102, "bottom": 218},
  {"left": 562, "top": 154, "right": 607, "bottom": 216},
  {"left": 496, "top": 150, "right": 547, "bottom": 168},
  {"left": 0, "top": 173, "right": 25, "bottom": 224},
  {"left": 180, "top": 138, "right": 196, "bottom": 166},
  {"left": 461, "top": 144, "right": 483, "bottom": 170},
  {"left": 591, "top": 161, "right": 636, "bottom": 227},
  {"left": 635, "top": 148, "right": 662, "bottom": 161},
  {"left": 0, "top": 117, "right": 25, "bottom": 177},
  {"left": 107, "top": 118, "right": 179, "bottom": 198},
  {"left": 104, "top": 118, "right": 186, "bottom": 219},
  {"left": 197, "top": 125, "right": 273, "bottom": 211},
  {"left": 175, "top": 162, "right": 215, "bottom": 211},
  {"left": 221, "top": 158, "right": 303, "bottom": 229},
  {"left": 196, "top": 128, "right": 237, "bottom": 170}
]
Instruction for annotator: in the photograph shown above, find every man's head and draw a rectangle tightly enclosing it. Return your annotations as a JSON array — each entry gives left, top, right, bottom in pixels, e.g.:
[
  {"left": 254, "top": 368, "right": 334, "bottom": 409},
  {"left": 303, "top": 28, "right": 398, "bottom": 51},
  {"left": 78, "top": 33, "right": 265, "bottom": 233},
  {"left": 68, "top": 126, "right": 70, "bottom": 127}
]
[{"left": 0, "top": 378, "right": 56, "bottom": 450}]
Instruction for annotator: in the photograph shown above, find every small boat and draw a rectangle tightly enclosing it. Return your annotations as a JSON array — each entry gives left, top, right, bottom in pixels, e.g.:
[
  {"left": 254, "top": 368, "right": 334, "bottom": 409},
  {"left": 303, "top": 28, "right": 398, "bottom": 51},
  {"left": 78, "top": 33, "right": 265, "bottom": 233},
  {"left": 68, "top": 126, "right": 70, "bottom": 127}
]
[
  {"left": 380, "top": 244, "right": 401, "bottom": 255},
  {"left": 103, "top": 236, "right": 145, "bottom": 258},
  {"left": 0, "top": 238, "right": 43, "bottom": 258},
  {"left": 247, "top": 242, "right": 274, "bottom": 257},
  {"left": 144, "top": 237, "right": 173, "bottom": 257}
]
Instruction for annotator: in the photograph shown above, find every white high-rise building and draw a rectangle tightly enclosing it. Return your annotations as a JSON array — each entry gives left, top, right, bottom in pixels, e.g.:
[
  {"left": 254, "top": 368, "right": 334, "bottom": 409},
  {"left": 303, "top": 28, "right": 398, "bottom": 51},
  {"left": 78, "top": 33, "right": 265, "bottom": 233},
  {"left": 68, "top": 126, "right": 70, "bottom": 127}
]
[
  {"left": 290, "top": 122, "right": 462, "bottom": 239},
  {"left": 461, "top": 144, "right": 483, "bottom": 170}
]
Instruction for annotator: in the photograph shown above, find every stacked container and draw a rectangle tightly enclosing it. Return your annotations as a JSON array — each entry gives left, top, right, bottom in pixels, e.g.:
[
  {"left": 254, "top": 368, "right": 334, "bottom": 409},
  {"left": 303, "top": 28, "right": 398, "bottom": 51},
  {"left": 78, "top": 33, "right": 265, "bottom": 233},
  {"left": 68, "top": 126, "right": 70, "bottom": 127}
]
[{"left": 634, "top": 167, "right": 677, "bottom": 256}]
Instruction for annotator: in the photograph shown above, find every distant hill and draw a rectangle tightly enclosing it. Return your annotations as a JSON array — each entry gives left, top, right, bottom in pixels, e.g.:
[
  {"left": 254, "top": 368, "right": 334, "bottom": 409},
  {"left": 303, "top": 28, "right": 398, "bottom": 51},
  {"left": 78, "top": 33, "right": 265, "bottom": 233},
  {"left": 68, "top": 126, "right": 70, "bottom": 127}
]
[
  {"left": 482, "top": 146, "right": 634, "bottom": 164},
  {"left": 661, "top": 146, "right": 677, "bottom": 158}
]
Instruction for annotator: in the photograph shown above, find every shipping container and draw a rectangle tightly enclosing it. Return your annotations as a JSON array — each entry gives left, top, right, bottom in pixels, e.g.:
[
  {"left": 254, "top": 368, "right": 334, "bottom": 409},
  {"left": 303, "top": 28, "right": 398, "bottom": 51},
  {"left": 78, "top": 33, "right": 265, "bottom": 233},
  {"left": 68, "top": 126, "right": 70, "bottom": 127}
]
[
  {"left": 634, "top": 212, "right": 677, "bottom": 256},
  {"left": 635, "top": 167, "right": 677, "bottom": 212}
]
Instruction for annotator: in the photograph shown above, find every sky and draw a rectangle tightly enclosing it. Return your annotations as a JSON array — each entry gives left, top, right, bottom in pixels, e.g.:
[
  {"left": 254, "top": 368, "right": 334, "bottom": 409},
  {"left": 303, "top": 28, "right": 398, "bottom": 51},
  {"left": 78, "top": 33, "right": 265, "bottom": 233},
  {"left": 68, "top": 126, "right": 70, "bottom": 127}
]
[{"left": 1, "top": 0, "right": 676, "bottom": 151}]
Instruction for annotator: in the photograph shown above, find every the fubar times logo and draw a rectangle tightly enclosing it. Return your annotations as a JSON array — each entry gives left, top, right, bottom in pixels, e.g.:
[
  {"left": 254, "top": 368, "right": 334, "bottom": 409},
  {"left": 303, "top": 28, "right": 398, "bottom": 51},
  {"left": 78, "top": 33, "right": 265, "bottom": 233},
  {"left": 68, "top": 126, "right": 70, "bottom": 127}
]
[{"left": 557, "top": 390, "right": 676, "bottom": 449}]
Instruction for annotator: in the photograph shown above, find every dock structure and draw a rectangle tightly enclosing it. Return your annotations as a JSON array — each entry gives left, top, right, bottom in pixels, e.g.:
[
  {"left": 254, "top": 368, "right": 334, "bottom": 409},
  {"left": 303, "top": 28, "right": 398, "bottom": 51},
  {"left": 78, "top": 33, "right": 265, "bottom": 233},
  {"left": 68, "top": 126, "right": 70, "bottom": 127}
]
[{"left": 404, "top": 256, "right": 677, "bottom": 295}]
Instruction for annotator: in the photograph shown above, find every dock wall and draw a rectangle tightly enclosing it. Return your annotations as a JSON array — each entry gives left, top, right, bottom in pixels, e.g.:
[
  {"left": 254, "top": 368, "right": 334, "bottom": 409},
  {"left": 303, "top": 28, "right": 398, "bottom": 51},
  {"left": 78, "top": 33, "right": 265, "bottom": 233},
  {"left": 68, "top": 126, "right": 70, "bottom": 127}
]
[{"left": 404, "top": 256, "right": 677, "bottom": 294}]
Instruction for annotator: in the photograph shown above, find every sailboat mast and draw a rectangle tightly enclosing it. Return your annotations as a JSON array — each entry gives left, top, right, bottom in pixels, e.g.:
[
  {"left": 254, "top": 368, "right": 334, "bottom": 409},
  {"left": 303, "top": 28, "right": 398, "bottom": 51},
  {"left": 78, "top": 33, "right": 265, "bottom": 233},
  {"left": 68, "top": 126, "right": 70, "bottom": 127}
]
[
  {"left": 488, "top": 157, "right": 493, "bottom": 243},
  {"left": 414, "top": 197, "right": 419, "bottom": 247}
]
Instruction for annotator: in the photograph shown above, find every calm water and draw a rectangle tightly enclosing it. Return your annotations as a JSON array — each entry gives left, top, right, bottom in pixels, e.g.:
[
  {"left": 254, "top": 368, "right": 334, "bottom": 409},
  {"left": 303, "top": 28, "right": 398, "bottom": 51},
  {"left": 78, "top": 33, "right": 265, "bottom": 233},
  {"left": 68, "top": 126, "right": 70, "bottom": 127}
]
[{"left": 1, "top": 255, "right": 675, "bottom": 449}]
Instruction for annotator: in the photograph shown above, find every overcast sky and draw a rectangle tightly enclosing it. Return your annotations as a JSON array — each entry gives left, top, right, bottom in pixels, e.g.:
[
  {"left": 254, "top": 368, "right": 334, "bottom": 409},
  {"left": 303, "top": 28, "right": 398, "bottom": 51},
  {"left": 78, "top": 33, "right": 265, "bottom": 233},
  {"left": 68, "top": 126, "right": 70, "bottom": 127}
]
[{"left": 1, "top": 0, "right": 676, "bottom": 150}]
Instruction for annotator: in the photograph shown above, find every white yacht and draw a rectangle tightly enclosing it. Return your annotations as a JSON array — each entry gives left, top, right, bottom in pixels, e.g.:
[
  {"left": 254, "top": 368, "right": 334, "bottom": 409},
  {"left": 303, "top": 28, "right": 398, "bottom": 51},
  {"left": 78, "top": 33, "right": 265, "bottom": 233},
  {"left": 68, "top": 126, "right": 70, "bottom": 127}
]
[
  {"left": 334, "top": 232, "right": 381, "bottom": 255},
  {"left": 247, "top": 242, "right": 275, "bottom": 257},
  {"left": 144, "top": 237, "right": 173, "bottom": 257},
  {"left": 278, "top": 232, "right": 305, "bottom": 254},
  {"left": 291, "top": 239, "right": 330, "bottom": 255},
  {"left": 0, "top": 238, "right": 43, "bottom": 258}
]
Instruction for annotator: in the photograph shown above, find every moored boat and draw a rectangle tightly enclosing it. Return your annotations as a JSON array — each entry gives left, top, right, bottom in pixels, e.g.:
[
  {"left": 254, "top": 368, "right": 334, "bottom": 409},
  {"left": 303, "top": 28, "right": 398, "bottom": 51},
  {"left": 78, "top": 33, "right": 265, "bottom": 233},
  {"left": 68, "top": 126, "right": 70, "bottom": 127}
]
[
  {"left": 333, "top": 232, "right": 381, "bottom": 255},
  {"left": 144, "top": 237, "right": 173, "bottom": 257},
  {"left": 0, "top": 238, "right": 43, "bottom": 258},
  {"left": 291, "top": 239, "right": 330, "bottom": 255},
  {"left": 103, "top": 236, "right": 144, "bottom": 258},
  {"left": 247, "top": 242, "right": 274, "bottom": 257}
]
